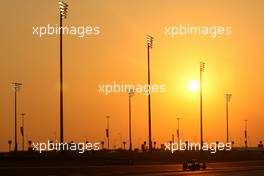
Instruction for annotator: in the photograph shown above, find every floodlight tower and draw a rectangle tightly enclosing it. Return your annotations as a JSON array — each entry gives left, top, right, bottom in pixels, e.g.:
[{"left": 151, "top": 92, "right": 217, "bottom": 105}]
[
  {"left": 21, "top": 113, "right": 25, "bottom": 151},
  {"left": 128, "top": 89, "right": 134, "bottom": 151},
  {"left": 10, "top": 82, "right": 22, "bottom": 152},
  {"left": 106, "top": 116, "right": 110, "bottom": 149},
  {"left": 200, "top": 62, "right": 205, "bottom": 147},
  {"left": 225, "top": 94, "right": 232, "bottom": 143},
  {"left": 244, "top": 120, "right": 248, "bottom": 149},
  {"left": 58, "top": 0, "right": 68, "bottom": 144},
  {"left": 177, "top": 118, "right": 180, "bottom": 144},
  {"left": 146, "top": 35, "right": 153, "bottom": 151}
]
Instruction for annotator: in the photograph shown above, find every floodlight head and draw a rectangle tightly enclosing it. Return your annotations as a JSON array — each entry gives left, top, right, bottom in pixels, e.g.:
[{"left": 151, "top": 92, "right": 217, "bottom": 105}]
[
  {"left": 127, "top": 88, "right": 134, "bottom": 96},
  {"left": 59, "top": 0, "right": 68, "bottom": 19},
  {"left": 225, "top": 93, "right": 232, "bottom": 102},
  {"left": 10, "top": 82, "right": 22, "bottom": 92},
  {"left": 200, "top": 61, "right": 205, "bottom": 72},
  {"left": 146, "top": 35, "right": 153, "bottom": 48}
]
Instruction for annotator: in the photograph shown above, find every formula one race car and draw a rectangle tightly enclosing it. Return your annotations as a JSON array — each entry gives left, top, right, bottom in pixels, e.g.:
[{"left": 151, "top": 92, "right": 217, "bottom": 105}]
[{"left": 182, "top": 159, "right": 206, "bottom": 171}]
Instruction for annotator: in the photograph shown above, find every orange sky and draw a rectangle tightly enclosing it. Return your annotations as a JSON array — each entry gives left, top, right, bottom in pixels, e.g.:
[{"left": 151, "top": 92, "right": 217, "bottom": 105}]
[{"left": 0, "top": 0, "right": 264, "bottom": 151}]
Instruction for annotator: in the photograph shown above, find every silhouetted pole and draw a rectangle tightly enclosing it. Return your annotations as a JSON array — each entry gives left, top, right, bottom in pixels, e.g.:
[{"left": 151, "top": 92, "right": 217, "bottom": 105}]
[
  {"left": 118, "top": 132, "right": 122, "bottom": 148},
  {"left": 177, "top": 118, "right": 180, "bottom": 144},
  {"left": 15, "top": 88, "right": 18, "bottom": 151},
  {"left": 225, "top": 94, "right": 232, "bottom": 143},
  {"left": 128, "top": 89, "right": 134, "bottom": 151},
  {"left": 21, "top": 113, "right": 25, "bottom": 151},
  {"left": 146, "top": 35, "right": 153, "bottom": 151},
  {"left": 123, "top": 141, "right": 126, "bottom": 150},
  {"left": 106, "top": 116, "right": 110, "bottom": 149},
  {"left": 8, "top": 140, "right": 12, "bottom": 152},
  {"left": 11, "top": 82, "right": 22, "bottom": 152},
  {"left": 58, "top": 0, "right": 68, "bottom": 145},
  {"left": 101, "top": 141, "right": 104, "bottom": 149},
  {"left": 28, "top": 140, "right": 32, "bottom": 150},
  {"left": 244, "top": 120, "right": 248, "bottom": 149},
  {"left": 200, "top": 62, "right": 205, "bottom": 147}
]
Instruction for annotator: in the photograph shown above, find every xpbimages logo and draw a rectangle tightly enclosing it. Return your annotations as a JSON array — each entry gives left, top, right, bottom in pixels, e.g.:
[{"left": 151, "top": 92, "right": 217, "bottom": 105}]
[
  {"left": 32, "top": 24, "right": 100, "bottom": 37},
  {"left": 98, "top": 82, "right": 166, "bottom": 95},
  {"left": 164, "top": 24, "right": 232, "bottom": 38},
  {"left": 164, "top": 140, "right": 232, "bottom": 154},
  {"left": 32, "top": 141, "right": 100, "bottom": 153}
]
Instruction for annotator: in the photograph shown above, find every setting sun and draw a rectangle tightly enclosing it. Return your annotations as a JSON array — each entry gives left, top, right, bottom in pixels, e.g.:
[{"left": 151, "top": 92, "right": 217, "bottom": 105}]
[{"left": 188, "top": 80, "right": 199, "bottom": 92}]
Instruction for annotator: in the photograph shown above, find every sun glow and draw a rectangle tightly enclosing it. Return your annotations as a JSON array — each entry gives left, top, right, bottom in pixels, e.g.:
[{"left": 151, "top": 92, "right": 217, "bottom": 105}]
[{"left": 188, "top": 80, "right": 199, "bottom": 92}]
